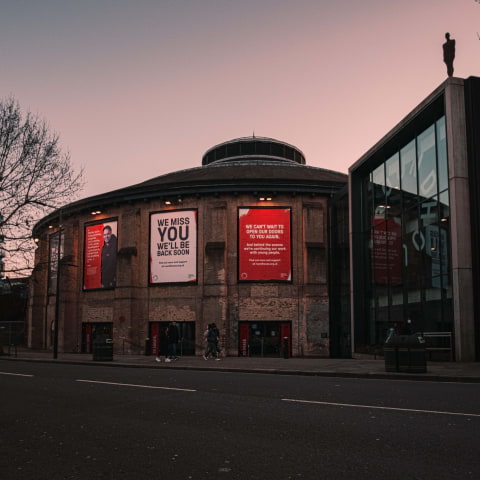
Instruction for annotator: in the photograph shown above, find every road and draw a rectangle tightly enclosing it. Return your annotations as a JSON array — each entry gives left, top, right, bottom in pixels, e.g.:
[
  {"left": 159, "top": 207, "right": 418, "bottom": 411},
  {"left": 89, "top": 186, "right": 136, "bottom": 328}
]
[{"left": 1, "top": 362, "right": 479, "bottom": 479}]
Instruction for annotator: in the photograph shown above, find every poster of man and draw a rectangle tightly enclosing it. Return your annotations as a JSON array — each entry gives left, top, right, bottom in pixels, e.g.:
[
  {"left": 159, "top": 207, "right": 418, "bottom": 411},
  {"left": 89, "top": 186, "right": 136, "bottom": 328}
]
[
  {"left": 101, "top": 224, "right": 117, "bottom": 288},
  {"left": 83, "top": 220, "right": 118, "bottom": 290}
]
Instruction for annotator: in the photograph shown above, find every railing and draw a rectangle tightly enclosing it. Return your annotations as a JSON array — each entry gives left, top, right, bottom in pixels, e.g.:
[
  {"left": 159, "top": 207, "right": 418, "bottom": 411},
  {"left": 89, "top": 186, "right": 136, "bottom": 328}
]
[
  {"left": 370, "top": 331, "right": 453, "bottom": 361},
  {"left": 118, "top": 337, "right": 145, "bottom": 355},
  {"left": 0, "top": 344, "right": 18, "bottom": 357},
  {"left": 421, "top": 332, "right": 453, "bottom": 361}
]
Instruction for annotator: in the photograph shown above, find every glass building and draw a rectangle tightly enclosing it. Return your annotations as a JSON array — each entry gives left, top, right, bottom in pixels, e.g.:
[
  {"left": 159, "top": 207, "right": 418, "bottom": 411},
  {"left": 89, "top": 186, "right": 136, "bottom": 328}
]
[{"left": 349, "top": 77, "right": 480, "bottom": 361}]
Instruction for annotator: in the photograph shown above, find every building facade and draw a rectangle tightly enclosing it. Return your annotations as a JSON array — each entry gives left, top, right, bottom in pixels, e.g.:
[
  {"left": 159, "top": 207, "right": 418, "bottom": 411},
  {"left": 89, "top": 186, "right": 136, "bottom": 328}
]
[
  {"left": 349, "top": 76, "right": 480, "bottom": 361},
  {"left": 29, "top": 137, "right": 348, "bottom": 358}
]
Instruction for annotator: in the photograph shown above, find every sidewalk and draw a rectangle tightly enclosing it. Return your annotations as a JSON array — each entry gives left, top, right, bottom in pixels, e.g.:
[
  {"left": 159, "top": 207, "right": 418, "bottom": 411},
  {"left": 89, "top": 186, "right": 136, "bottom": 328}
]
[{"left": 1, "top": 347, "right": 480, "bottom": 383}]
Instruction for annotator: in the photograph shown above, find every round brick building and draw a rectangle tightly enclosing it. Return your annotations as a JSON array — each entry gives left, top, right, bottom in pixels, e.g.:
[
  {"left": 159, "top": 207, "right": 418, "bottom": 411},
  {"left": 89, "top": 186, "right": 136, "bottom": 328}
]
[{"left": 29, "top": 137, "right": 347, "bottom": 358}]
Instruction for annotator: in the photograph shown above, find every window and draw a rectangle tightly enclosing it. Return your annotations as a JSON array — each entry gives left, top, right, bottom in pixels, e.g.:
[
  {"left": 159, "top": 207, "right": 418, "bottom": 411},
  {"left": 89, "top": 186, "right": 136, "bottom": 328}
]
[{"left": 417, "top": 125, "right": 437, "bottom": 199}]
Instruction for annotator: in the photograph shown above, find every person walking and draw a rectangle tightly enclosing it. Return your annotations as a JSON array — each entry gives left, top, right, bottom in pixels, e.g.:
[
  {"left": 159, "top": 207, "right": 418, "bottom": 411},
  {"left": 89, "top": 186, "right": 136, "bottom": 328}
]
[
  {"left": 211, "top": 322, "right": 221, "bottom": 358},
  {"left": 203, "top": 323, "right": 221, "bottom": 360},
  {"left": 203, "top": 324, "right": 210, "bottom": 358},
  {"left": 165, "top": 321, "right": 179, "bottom": 362}
]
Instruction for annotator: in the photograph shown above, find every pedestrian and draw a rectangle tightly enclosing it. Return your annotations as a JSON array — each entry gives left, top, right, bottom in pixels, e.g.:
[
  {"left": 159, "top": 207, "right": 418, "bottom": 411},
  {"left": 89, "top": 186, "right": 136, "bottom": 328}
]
[
  {"left": 203, "top": 324, "right": 210, "bottom": 358},
  {"left": 155, "top": 324, "right": 169, "bottom": 362},
  {"left": 203, "top": 323, "right": 221, "bottom": 361},
  {"left": 165, "top": 321, "right": 179, "bottom": 362},
  {"left": 212, "top": 322, "right": 221, "bottom": 358}
]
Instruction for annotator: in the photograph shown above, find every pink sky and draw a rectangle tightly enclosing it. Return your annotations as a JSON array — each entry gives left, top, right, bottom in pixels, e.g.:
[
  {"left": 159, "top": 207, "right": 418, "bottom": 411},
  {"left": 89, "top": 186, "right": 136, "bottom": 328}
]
[{"left": 1, "top": 0, "right": 479, "bottom": 200}]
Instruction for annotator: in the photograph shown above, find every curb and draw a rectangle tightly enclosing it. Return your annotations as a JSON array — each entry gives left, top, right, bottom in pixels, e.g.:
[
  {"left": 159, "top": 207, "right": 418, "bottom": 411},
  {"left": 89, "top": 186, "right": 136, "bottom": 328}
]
[{"left": 2, "top": 356, "right": 480, "bottom": 383}]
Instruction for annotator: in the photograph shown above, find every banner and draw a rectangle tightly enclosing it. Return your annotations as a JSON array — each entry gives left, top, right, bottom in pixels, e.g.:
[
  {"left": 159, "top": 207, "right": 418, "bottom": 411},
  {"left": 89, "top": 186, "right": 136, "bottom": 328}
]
[
  {"left": 83, "top": 221, "right": 118, "bottom": 290},
  {"left": 372, "top": 217, "right": 402, "bottom": 285},
  {"left": 238, "top": 208, "right": 291, "bottom": 281},
  {"left": 150, "top": 210, "right": 197, "bottom": 284}
]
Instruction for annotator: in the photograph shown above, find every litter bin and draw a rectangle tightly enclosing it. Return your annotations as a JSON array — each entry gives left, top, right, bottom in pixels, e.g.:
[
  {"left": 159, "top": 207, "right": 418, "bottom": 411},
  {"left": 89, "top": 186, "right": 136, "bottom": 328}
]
[
  {"left": 384, "top": 334, "right": 426, "bottom": 373},
  {"left": 93, "top": 337, "right": 113, "bottom": 361}
]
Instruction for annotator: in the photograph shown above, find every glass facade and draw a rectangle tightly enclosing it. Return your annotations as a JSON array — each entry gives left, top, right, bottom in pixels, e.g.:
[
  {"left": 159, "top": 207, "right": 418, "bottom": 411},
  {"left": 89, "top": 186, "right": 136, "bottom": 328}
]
[{"left": 359, "top": 116, "right": 452, "bottom": 348}]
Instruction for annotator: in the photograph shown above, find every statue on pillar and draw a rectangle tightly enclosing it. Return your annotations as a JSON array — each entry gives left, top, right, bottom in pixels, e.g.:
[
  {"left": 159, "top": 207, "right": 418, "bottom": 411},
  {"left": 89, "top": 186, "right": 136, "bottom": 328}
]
[{"left": 442, "top": 32, "right": 455, "bottom": 77}]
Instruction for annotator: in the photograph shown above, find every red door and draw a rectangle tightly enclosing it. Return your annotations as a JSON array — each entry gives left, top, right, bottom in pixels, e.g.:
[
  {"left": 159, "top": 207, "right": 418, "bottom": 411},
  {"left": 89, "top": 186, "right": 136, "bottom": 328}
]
[
  {"left": 150, "top": 323, "right": 160, "bottom": 355},
  {"left": 239, "top": 323, "right": 250, "bottom": 357},
  {"left": 82, "top": 324, "right": 93, "bottom": 353},
  {"left": 280, "top": 322, "right": 292, "bottom": 356}
]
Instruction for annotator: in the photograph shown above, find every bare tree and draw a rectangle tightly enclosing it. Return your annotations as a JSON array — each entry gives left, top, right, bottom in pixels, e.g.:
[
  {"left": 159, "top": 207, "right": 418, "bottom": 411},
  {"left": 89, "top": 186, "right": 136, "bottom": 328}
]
[{"left": 0, "top": 97, "right": 84, "bottom": 277}]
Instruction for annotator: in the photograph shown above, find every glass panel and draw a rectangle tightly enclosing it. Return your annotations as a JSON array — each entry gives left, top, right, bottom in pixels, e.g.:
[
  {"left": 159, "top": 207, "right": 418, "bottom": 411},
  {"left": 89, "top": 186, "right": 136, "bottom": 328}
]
[
  {"left": 400, "top": 140, "right": 417, "bottom": 196},
  {"left": 417, "top": 125, "right": 437, "bottom": 199},
  {"left": 366, "top": 173, "right": 374, "bottom": 229},
  {"left": 420, "top": 198, "right": 438, "bottom": 228},
  {"left": 372, "top": 163, "right": 386, "bottom": 218},
  {"left": 386, "top": 153, "right": 400, "bottom": 189},
  {"left": 372, "top": 221, "right": 388, "bottom": 285},
  {"left": 439, "top": 190, "right": 449, "bottom": 209},
  {"left": 403, "top": 207, "right": 422, "bottom": 294},
  {"left": 375, "top": 304, "right": 389, "bottom": 344},
  {"left": 386, "top": 217, "right": 402, "bottom": 287},
  {"left": 423, "top": 299, "right": 442, "bottom": 332},
  {"left": 436, "top": 116, "right": 448, "bottom": 193},
  {"left": 368, "top": 307, "right": 377, "bottom": 345},
  {"left": 406, "top": 302, "right": 423, "bottom": 334},
  {"left": 439, "top": 193, "right": 450, "bottom": 286},
  {"left": 386, "top": 153, "right": 401, "bottom": 210},
  {"left": 438, "top": 195, "right": 450, "bottom": 291}
]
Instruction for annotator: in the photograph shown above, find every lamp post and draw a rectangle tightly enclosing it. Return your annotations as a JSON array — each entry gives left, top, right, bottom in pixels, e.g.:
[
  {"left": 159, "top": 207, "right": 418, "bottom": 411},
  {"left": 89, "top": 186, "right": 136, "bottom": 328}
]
[
  {"left": 53, "top": 209, "right": 62, "bottom": 359},
  {"left": 0, "top": 214, "right": 5, "bottom": 286}
]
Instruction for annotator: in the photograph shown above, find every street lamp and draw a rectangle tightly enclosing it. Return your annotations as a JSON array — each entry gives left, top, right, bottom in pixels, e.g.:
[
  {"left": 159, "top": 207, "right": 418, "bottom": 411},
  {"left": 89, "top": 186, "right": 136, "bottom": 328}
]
[{"left": 53, "top": 209, "right": 63, "bottom": 359}]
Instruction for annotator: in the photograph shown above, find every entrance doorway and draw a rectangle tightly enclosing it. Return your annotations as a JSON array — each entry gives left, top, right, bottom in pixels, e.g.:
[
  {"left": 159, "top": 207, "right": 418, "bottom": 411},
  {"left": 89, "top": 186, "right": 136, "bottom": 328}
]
[
  {"left": 81, "top": 323, "right": 113, "bottom": 353},
  {"left": 239, "top": 321, "right": 291, "bottom": 357},
  {"left": 149, "top": 322, "right": 196, "bottom": 356}
]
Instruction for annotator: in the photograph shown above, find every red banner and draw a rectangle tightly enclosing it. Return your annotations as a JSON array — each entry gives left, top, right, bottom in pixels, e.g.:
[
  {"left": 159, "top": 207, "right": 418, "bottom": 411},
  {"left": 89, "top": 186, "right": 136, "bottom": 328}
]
[
  {"left": 372, "top": 217, "right": 402, "bottom": 285},
  {"left": 238, "top": 208, "right": 291, "bottom": 281}
]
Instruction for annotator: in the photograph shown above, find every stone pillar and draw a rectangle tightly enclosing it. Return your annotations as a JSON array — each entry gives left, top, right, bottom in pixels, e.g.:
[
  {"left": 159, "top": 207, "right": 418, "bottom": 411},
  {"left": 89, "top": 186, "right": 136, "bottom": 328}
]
[{"left": 445, "top": 78, "right": 476, "bottom": 361}]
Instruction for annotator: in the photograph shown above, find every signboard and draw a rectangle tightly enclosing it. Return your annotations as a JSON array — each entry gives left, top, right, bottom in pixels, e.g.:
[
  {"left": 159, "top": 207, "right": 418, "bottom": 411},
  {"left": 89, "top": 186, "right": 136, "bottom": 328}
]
[
  {"left": 83, "top": 220, "right": 118, "bottom": 290},
  {"left": 238, "top": 207, "right": 291, "bottom": 282},
  {"left": 149, "top": 210, "right": 197, "bottom": 284}
]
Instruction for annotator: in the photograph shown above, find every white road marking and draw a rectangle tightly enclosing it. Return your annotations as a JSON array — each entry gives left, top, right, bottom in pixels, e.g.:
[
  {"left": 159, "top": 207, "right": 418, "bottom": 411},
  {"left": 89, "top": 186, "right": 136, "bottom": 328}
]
[
  {"left": 76, "top": 379, "right": 196, "bottom": 392},
  {"left": 281, "top": 398, "right": 480, "bottom": 418},
  {"left": 0, "top": 372, "right": 34, "bottom": 377}
]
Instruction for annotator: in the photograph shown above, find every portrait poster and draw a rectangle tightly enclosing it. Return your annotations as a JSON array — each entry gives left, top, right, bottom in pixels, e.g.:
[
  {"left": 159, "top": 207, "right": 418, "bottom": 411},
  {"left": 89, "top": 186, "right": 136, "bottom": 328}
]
[
  {"left": 83, "top": 220, "right": 118, "bottom": 290},
  {"left": 149, "top": 210, "right": 197, "bottom": 284},
  {"left": 238, "top": 207, "right": 291, "bottom": 282}
]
